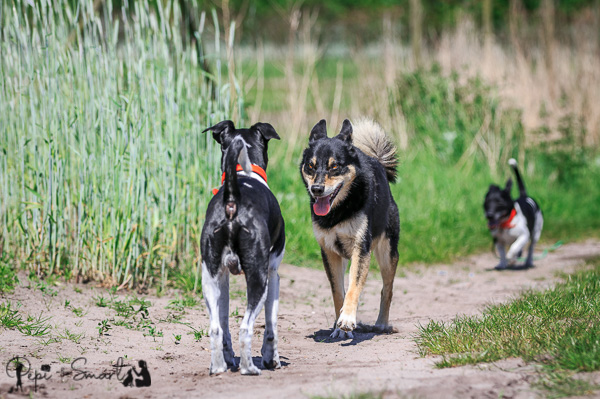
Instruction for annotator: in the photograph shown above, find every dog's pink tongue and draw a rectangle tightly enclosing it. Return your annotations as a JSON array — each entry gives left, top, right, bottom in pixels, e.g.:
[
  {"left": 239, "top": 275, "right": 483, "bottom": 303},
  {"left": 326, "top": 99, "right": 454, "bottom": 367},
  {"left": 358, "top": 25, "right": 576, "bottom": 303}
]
[{"left": 313, "top": 196, "right": 331, "bottom": 216}]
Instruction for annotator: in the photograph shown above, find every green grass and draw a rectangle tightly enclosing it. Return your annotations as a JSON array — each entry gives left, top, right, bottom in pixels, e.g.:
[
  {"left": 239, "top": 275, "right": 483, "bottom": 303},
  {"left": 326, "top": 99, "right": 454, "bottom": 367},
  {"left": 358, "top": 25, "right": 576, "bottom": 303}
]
[
  {"left": 274, "top": 66, "right": 600, "bottom": 269},
  {"left": 1, "top": 1, "right": 599, "bottom": 289},
  {"left": 0, "top": 260, "right": 19, "bottom": 293},
  {"left": 415, "top": 258, "right": 600, "bottom": 396},
  {"left": 273, "top": 143, "right": 600, "bottom": 269},
  {"left": 0, "top": 301, "right": 53, "bottom": 336},
  {"left": 0, "top": 0, "right": 237, "bottom": 289}
]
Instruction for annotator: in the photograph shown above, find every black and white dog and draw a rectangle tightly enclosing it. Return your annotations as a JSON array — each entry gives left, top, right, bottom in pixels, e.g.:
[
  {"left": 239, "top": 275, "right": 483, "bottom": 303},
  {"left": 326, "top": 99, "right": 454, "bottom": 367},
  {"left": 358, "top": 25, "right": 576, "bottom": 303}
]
[
  {"left": 201, "top": 120, "right": 285, "bottom": 375},
  {"left": 484, "top": 158, "right": 543, "bottom": 270},
  {"left": 300, "top": 118, "right": 400, "bottom": 339}
]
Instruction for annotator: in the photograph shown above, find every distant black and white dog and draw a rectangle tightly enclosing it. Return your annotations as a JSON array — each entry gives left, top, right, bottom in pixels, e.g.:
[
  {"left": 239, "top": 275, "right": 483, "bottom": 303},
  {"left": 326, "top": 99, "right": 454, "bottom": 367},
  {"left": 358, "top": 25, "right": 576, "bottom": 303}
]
[
  {"left": 201, "top": 120, "right": 285, "bottom": 375},
  {"left": 484, "top": 159, "right": 543, "bottom": 270},
  {"left": 300, "top": 118, "right": 400, "bottom": 339}
]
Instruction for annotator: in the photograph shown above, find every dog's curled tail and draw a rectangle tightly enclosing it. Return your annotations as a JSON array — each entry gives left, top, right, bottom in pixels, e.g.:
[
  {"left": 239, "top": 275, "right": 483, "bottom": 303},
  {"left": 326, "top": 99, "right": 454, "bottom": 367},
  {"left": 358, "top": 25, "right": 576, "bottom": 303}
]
[
  {"left": 351, "top": 118, "right": 398, "bottom": 183},
  {"left": 508, "top": 158, "right": 527, "bottom": 198},
  {"left": 223, "top": 136, "right": 252, "bottom": 219}
]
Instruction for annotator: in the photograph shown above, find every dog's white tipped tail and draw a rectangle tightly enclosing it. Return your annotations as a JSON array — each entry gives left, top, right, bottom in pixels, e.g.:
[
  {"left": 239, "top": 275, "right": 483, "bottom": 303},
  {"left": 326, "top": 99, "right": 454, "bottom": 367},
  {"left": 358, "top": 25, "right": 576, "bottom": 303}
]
[
  {"left": 233, "top": 136, "right": 252, "bottom": 174},
  {"left": 508, "top": 158, "right": 518, "bottom": 167},
  {"left": 238, "top": 143, "right": 252, "bottom": 175}
]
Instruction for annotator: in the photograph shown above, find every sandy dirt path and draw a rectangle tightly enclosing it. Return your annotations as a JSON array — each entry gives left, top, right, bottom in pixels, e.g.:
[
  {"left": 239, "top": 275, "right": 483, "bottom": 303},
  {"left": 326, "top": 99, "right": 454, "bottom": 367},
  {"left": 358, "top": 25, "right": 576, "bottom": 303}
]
[{"left": 1, "top": 240, "right": 599, "bottom": 398}]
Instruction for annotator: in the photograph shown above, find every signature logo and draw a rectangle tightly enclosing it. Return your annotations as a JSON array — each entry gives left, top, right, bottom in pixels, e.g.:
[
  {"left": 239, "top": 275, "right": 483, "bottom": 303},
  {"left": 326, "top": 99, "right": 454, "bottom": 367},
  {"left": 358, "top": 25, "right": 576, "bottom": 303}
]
[{"left": 5, "top": 356, "right": 151, "bottom": 393}]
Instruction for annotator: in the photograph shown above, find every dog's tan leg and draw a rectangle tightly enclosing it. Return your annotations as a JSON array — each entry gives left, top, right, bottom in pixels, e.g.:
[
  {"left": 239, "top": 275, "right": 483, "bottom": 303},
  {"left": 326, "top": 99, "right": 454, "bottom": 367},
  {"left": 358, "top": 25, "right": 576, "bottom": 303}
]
[
  {"left": 321, "top": 248, "right": 346, "bottom": 323},
  {"left": 374, "top": 237, "right": 398, "bottom": 328},
  {"left": 337, "top": 248, "right": 370, "bottom": 332}
]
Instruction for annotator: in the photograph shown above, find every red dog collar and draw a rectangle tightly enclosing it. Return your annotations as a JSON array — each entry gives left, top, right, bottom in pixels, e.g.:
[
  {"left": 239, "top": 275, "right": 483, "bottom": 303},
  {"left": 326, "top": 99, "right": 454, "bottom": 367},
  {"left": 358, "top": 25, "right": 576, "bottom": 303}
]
[
  {"left": 212, "top": 164, "right": 268, "bottom": 195},
  {"left": 500, "top": 208, "right": 517, "bottom": 229}
]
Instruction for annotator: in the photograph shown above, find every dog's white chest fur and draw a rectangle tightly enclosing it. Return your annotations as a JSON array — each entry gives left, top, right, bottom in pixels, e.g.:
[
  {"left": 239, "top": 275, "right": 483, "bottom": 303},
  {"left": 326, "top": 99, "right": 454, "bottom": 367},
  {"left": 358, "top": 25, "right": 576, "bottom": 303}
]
[
  {"left": 490, "top": 203, "right": 528, "bottom": 245},
  {"left": 313, "top": 215, "right": 368, "bottom": 259}
]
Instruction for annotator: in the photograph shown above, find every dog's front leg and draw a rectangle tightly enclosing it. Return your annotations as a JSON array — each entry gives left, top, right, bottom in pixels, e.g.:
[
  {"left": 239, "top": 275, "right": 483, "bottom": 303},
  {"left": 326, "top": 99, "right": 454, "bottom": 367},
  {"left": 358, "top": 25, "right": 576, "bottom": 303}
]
[
  {"left": 506, "top": 232, "right": 530, "bottom": 265},
  {"left": 321, "top": 248, "right": 351, "bottom": 339},
  {"left": 261, "top": 248, "right": 284, "bottom": 369},
  {"left": 240, "top": 269, "right": 268, "bottom": 375},
  {"left": 202, "top": 262, "right": 228, "bottom": 374},
  {"left": 337, "top": 243, "right": 371, "bottom": 334},
  {"left": 495, "top": 242, "right": 508, "bottom": 270}
]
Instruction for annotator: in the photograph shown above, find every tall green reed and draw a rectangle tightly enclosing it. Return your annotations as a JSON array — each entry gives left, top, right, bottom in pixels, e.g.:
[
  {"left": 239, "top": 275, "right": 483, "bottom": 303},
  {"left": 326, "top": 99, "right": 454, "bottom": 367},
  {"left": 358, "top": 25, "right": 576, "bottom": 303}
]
[{"left": 0, "top": 0, "right": 241, "bottom": 289}]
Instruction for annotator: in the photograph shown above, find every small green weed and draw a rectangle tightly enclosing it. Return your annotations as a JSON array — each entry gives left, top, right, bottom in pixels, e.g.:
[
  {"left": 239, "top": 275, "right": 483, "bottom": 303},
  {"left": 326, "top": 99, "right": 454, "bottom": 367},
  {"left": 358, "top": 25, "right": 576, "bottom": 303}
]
[
  {"left": 0, "top": 262, "right": 19, "bottom": 293},
  {"left": 0, "top": 302, "right": 23, "bottom": 329},
  {"left": 58, "top": 329, "right": 84, "bottom": 344},
  {"left": 58, "top": 355, "right": 72, "bottom": 364},
  {"left": 95, "top": 295, "right": 109, "bottom": 308},
  {"left": 97, "top": 320, "right": 112, "bottom": 336}
]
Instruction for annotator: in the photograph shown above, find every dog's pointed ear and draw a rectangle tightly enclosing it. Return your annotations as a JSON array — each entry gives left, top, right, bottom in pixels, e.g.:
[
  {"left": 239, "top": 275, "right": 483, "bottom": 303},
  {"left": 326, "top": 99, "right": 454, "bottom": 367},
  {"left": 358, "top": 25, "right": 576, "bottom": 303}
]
[
  {"left": 504, "top": 178, "right": 513, "bottom": 193},
  {"left": 335, "top": 119, "right": 353, "bottom": 145},
  {"left": 309, "top": 119, "right": 328, "bottom": 143},
  {"left": 202, "top": 120, "right": 235, "bottom": 144},
  {"left": 252, "top": 122, "right": 280, "bottom": 141}
]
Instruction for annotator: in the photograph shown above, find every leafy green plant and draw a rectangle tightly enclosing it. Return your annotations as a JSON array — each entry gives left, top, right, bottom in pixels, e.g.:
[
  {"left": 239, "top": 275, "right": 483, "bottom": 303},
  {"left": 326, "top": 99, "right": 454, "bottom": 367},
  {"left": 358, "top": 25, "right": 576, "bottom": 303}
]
[
  {"left": 97, "top": 320, "right": 112, "bottom": 336},
  {"left": 95, "top": 295, "right": 109, "bottom": 308}
]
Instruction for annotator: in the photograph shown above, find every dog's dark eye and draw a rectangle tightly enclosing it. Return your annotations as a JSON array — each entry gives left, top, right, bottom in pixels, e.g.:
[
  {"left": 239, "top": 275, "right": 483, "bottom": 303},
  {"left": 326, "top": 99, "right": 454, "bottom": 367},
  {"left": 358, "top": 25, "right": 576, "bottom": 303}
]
[
  {"left": 331, "top": 163, "right": 338, "bottom": 170},
  {"left": 308, "top": 163, "right": 314, "bottom": 170}
]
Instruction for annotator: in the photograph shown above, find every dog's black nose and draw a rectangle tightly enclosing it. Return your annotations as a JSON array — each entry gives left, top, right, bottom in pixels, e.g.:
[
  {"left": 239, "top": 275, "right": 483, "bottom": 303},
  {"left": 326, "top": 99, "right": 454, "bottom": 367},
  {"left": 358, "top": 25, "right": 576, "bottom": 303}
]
[{"left": 311, "top": 185, "right": 325, "bottom": 196}]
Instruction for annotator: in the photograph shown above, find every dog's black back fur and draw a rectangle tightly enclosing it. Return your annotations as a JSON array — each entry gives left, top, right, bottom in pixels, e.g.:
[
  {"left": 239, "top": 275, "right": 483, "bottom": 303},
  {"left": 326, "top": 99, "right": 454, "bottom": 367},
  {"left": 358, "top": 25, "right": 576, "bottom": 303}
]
[{"left": 201, "top": 121, "right": 284, "bottom": 283}]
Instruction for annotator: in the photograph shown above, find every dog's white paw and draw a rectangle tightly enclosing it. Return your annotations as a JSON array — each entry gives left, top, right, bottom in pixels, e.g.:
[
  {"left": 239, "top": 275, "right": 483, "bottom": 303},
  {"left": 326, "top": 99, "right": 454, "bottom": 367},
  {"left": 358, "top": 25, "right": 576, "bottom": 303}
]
[
  {"left": 209, "top": 363, "right": 227, "bottom": 375},
  {"left": 336, "top": 313, "right": 357, "bottom": 332},
  {"left": 330, "top": 327, "right": 354, "bottom": 339},
  {"left": 240, "top": 364, "right": 261, "bottom": 376}
]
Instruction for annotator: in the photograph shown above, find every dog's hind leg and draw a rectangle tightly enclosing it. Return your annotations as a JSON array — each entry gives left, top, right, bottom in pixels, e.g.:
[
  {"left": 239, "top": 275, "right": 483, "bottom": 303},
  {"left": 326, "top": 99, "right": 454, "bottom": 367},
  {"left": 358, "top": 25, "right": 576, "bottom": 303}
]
[
  {"left": 202, "top": 262, "right": 229, "bottom": 374},
  {"left": 239, "top": 266, "right": 268, "bottom": 375},
  {"left": 322, "top": 248, "right": 351, "bottom": 339},
  {"left": 525, "top": 212, "right": 544, "bottom": 268},
  {"left": 217, "top": 272, "right": 236, "bottom": 367},
  {"left": 374, "top": 236, "right": 398, "bottom": 330},
  {"left": 261, "top": 247, "right": 284, "bottom": 369}
]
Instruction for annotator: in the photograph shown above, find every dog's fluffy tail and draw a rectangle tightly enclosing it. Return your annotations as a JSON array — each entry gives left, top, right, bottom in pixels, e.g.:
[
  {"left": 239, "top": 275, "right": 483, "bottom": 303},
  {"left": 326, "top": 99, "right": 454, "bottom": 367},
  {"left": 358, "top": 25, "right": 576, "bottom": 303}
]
[
  {"left": 508, "top": 158, "right": 527, "bottom": 198},
  {"left": 351, "top": 118, "right": 398, "bottom": 183},
  {"left": 223, "top": 136, "right": 252, "bottom": 219}
]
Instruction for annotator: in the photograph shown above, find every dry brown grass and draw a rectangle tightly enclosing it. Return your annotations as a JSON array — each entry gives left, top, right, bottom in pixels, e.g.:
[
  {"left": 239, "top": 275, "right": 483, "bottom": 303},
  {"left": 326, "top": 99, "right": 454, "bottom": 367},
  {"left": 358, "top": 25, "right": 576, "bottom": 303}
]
[{"left": 240, "top": 13, "right": 600, "bottom": 153}]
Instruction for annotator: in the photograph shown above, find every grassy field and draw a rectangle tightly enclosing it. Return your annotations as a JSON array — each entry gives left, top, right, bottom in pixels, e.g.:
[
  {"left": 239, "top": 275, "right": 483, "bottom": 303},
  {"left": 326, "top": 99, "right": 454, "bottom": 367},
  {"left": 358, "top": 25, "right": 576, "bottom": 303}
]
[
  {"left": 0, "top": 0, "right": 236, "bottom": 290},
  {"left": 1, "top": 0, "right": 599, "bottom": 289},
  {"left": 415, "top": 257, "right": 600, "bottom": 397},
  {"left": 268, "top": 66, "right": 600, "bottom": 268}
]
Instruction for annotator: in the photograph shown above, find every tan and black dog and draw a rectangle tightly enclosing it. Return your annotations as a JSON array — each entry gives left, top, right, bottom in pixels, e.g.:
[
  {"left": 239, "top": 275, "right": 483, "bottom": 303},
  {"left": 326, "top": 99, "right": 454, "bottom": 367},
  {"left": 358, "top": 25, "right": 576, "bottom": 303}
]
[{"left": 300, "top": 118, "right": 400, "bottom": 339}]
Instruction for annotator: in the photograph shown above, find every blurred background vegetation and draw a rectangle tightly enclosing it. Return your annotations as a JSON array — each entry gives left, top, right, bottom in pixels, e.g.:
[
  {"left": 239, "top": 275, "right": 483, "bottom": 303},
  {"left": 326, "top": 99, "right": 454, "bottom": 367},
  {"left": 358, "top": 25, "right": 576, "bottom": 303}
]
[{"left": 1, "top": 0, "right": 599, "bottom": 292}]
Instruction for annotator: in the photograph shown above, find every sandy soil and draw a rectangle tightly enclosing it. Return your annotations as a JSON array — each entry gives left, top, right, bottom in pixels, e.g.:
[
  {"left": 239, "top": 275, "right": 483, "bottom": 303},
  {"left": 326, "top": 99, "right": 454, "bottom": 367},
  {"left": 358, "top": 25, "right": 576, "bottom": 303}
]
[{"left": 1, "top": 240, "right": 600, "bottom": 399}]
